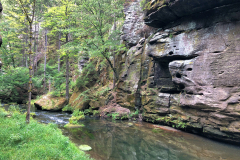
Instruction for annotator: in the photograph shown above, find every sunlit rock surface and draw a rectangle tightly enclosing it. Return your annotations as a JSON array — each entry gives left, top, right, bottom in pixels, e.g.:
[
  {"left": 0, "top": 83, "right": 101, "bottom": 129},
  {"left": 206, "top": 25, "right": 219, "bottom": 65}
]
[{"left": 34, "top": 94, "right": 67, "bottom": 111}]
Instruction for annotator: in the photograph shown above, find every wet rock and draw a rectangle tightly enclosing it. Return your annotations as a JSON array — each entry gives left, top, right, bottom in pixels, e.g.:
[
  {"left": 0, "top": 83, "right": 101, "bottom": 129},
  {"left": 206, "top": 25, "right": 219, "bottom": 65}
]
[
  {"left": 127, "top": 123, "right": 134, "bottom": 127},
  {"left": 89, "top": 98, "right": 106, "bottom": 110},
  {"left": 79, "top": 145, "right": 92, "bottom": 151},
  {"left": 100, "top": 104, "right": 130, "bottom": 119},
  {"left": 64, "top": 123, "right": 84, "bottom": 128},
  {"left": 34, "top": 94, "right": 67, "bottom": 111},
  {"left": 68, "top": 91, "right": 91, "bottom": 111}
]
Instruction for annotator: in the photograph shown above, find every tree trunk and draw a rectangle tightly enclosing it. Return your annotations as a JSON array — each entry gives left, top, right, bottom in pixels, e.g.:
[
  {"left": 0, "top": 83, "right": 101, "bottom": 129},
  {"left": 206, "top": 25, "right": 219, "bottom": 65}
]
[
  {"left": 35, "top": 23, "right": 39, "bottom": 73},
  {"left": 66, "top": 54, "right": 69, "bottom": 101},
  {"left": 44, "top": 29, "right": 47, "bottom": 92},
  {"left": 22, "top": 35, "right": 25, "bottom": 67},
  {"left": 26, "top": 21, "right": 33, "bottom": 123},
  {"left": 58, "top": 32, "right": 61, "bottom": 72},
  {"left": 33, "top": 17, "right": 37, "bottom": 76},
  {"left": 25, "top": 33, "right": 28, "bottom": 68},
  {"left": 65, "top": 6, "right": 70, "bottom": 101},
  {"left": 113, "top": 14, "right": 116, "bottom": 89},
  {"left": 18, "top": 0, "right": 36, "bottom": 124}
]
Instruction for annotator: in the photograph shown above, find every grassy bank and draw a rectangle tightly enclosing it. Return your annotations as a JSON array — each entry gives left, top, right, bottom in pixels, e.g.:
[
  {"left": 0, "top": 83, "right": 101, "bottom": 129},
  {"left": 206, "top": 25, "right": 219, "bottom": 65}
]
[{"left": 0, "top": 107, "right": 93, "bottom": 160}]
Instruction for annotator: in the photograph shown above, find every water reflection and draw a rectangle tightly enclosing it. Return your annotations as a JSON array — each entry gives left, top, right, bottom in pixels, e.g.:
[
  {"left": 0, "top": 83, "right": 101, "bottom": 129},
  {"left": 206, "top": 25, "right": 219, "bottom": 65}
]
[
  {"left": 1, "top": 104, "right": 239, "bottom": 160},
  {"left": 63, "top": 118, "right": 240, "bottom": 160}
]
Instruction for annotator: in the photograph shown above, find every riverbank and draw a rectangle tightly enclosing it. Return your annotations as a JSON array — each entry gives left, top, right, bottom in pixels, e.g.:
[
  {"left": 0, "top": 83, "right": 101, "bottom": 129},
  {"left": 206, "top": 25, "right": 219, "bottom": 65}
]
[{"left": 0, "top": 107, "right": 93, "bottom": 160}]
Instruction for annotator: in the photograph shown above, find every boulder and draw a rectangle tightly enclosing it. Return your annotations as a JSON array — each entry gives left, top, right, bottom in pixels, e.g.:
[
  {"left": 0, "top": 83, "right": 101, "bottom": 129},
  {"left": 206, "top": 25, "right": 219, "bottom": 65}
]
[{"left": 34, "top": 94, "right": 67, "bottom": 111}]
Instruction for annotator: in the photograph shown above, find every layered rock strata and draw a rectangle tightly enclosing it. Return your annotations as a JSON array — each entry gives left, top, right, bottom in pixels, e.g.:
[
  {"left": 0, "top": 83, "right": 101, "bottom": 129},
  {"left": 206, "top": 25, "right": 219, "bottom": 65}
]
[{"left": 118, "top": 0, "right": 240, "bottom": 143}]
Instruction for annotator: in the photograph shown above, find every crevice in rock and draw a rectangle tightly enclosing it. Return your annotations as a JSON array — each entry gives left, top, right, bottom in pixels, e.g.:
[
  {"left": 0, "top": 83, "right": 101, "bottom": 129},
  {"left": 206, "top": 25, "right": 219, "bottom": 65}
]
[
  {"left": 153, "top": 54, "right": 198, "bottom": 62},
  {"left": 176, "top": 73, "right": 181, "bottom": 78},
  {"left": 117, "top": 88, "right": 132, "bottom": 94},
  {"left": 152, "top": 55, "right": 197, "bottom": 94}
]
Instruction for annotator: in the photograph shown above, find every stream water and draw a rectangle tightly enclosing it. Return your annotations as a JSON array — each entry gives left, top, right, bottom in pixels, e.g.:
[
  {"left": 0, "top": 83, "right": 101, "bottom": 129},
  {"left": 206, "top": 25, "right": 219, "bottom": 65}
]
[{"left": 1, "top": 105, "right": 240, "bottom": 160}]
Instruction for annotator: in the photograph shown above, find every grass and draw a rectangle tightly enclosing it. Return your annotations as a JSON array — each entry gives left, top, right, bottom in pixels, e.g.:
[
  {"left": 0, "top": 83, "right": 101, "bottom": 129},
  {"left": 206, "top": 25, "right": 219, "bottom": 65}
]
[{"left": 0, "top": 107, "right": 93, "bottom": 160}]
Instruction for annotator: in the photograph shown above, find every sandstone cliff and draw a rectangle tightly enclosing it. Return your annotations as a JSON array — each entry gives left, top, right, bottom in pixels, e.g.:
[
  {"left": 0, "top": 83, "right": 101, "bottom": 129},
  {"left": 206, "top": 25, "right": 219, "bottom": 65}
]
[{"left": 117, "top": 0, "right": 240, "bottom": 144}]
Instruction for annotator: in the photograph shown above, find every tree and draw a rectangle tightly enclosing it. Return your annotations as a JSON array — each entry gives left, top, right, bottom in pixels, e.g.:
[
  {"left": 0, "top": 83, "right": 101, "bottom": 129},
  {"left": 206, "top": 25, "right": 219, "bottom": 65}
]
[
  {"left": 43, "top": 0, "right": 79, "bottom": 101},
  {"left": 43, "top": 29, "right": 47, "bottom": 91},
  {"left": 0, "top": 0, "right": 28, "bottom": 68},
  {"left": 76, "top": 0, "right": 125, "bottom": 87},
  {"left": 18, "top": 0, "right": 36, "bottom": 123}
]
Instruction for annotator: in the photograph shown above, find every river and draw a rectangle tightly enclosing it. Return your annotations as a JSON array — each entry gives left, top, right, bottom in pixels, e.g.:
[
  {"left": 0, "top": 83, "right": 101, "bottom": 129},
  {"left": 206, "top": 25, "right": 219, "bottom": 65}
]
[{"left": 2, "top": 104, "right": 240, "bottom": 160}]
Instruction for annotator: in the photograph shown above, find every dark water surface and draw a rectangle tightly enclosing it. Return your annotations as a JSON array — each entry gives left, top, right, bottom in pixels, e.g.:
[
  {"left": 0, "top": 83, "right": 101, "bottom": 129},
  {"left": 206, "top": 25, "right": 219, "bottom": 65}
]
[{"left": 1, "top": 105, "right": 240, "bottom": 160}]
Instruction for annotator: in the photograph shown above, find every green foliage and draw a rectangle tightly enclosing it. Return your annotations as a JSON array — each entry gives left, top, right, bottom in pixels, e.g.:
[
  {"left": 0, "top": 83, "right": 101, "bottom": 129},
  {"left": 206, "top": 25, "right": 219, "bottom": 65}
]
[
  {"left": 140, "top": 0, "right": 152, "bottom": 10},
  {"left": 121, "top": 114, "right": 128, "bottom": 120},
  {"left": 74, "top": 62, "right": 98, "bottom": 90},
  {"left": 36, "top": 63, "right": 66, "bottom": 97},
  {"left": 152, "top": 128, "right": 162, "bottom": 133},
  {"left": 69, "top": 109, "right": 85, "bottom": 124},
  {"left": 93, "top": 110, "right": 100, "bottom": 116},
  {"left": 0, "top": 108, "right": 8, "bottom": 118},
  {"left": 72, "top": 109, "right": 84, "bottom": 117},
  {"left": 62, "top": 105, "right": 74, "bottom": 112},
  {"left": 0, "top": 67, "right": 30, "bottom": 102},
  {"left": 157, "top": 116, "right": 187, "bottom": 129},
  {"left": 129, "top": 109, "right": 139, "bottom": 118},
  {"left": 0, "top": 108, "right": 92, "bottom": 160},
  {"left": 107, "top": 112, "right": 119, "bottom": 120},
  {"left": 84, "top": 109, "right": 92, "bottom": 115}
]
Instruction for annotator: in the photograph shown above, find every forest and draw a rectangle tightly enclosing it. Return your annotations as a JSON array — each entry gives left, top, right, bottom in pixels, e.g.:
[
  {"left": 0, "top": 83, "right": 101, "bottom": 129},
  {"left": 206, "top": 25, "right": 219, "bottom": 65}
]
[
  {"left": 0, "top": 0, "right": 125, "bottom": 159},
  {"left": 0, "top": 0, "right": 126, "bottom": 120}
]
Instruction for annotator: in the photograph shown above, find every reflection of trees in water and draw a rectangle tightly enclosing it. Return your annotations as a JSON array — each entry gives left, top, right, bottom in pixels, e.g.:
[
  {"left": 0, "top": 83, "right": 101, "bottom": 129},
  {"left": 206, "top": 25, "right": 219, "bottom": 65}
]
[{"left": 65, "top": 119, "right": 239, "bottom": 160}]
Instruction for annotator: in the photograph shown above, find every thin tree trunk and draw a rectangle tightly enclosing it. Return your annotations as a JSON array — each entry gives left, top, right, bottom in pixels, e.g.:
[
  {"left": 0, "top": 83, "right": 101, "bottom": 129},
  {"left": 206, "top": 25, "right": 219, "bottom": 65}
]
[
  {"left": 22, "top": 35, "right": 25, "bottom": 67},
  {"left": 25, "top": 33, "right": 28, "bottom": 68},
  {"left": 113, "top": 14, "right": 116, "bottom": 89},
  {"left": 44, "top": 29, "right": 47, "bottom": 92},
  {"left": 33, "top": 17, "right": 37, "bottom": 76},
  {"left": 66, "top": 54, "right": 69, "bottom": 101},
  {"left": 18, "top": 0, "right": 36, "bottom": 123},
  {"left": 35, "top": 23, "right": 39, "bottom": 73},
  {"left": 58, "top": 32, "right": 61, "bottom": 72},
  {"left": 65, "top": 6, "right": 69, "bottom": 101},
  {"left": 27, "top": 21, "right": 33, "bottom": 124}
]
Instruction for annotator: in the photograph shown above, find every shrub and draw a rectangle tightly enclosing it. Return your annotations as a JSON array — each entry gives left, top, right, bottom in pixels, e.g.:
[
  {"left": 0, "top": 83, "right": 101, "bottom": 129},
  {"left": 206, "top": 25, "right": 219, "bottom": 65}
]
[{"left": 69, "top": 109, "right": 85, "bottom": 124}]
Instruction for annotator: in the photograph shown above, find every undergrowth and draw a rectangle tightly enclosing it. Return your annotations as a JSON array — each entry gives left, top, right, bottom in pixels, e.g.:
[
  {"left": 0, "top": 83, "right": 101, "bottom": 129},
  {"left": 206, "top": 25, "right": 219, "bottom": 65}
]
[
  {"left": 69, "top": 109, "right": 85, "bottom": 125},
  {"left": 0, "top": 107, "right": 92, "bottom": 160}
]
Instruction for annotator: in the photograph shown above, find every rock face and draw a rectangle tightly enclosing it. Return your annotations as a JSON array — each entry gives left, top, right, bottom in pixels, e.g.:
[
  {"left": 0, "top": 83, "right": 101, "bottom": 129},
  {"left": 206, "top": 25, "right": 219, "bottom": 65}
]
[
  {"left": 144, "top": 0, "right": 240, "bottom": 28},
  {"left": 117, "top": 0, "right": 240, "bottom": 143},
  {"left": 121, "top": 0, "right": 145, "bottom": 47},
  {"left": 34, "top": 94, "right": 67, "bottom": 111}
]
